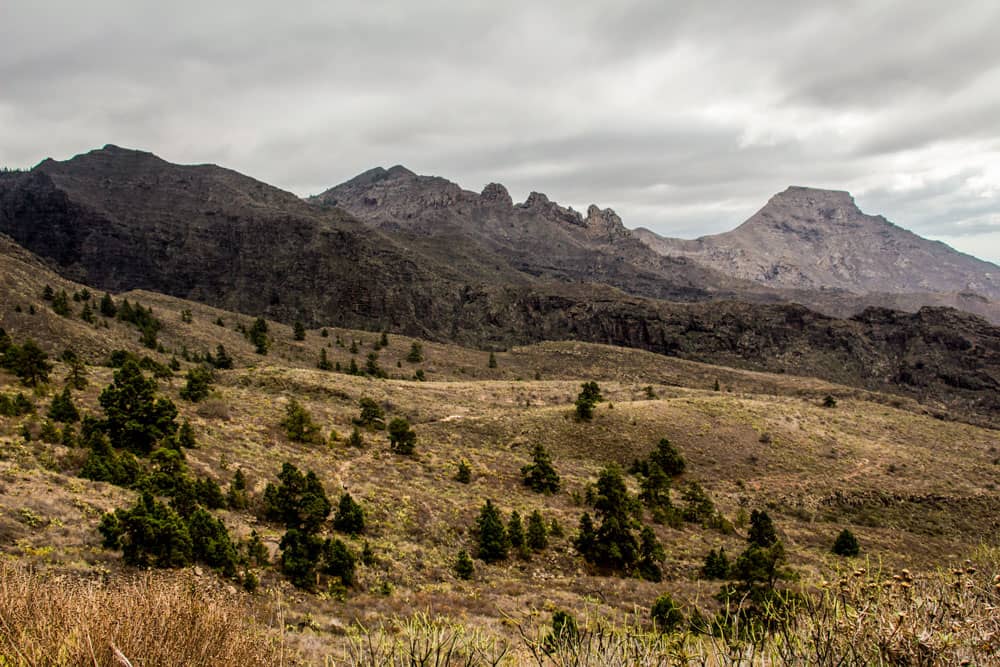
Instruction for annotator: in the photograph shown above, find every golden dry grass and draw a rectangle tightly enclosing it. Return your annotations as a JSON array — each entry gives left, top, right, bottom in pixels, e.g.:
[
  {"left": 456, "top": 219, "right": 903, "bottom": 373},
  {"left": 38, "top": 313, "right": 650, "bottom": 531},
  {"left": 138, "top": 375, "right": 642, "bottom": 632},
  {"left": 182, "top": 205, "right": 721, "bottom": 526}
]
[{"left": 0, "top": 561, "right": 287, "bottom": 665}]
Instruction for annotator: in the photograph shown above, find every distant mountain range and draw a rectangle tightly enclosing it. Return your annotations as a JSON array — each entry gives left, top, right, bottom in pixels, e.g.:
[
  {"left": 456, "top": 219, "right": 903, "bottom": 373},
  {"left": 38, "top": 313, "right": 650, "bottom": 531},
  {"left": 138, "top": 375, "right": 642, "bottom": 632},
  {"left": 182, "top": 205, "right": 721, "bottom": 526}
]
[{"left": 2, "top": 145, "right": 999, "bottom": 423}]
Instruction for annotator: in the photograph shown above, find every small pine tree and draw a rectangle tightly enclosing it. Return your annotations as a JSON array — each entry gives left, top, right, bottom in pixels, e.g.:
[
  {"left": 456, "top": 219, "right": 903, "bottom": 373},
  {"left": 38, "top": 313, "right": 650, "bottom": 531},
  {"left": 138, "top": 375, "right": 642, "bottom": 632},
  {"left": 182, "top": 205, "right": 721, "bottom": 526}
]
[
  {"left": 832, "top": 528, "right": 860, "bottom": 557},
  {"left": 281, "top": 399, "right": 322, "bottom": 444},
  {"left": 227, "top": 468, "right": 249, "bottom": 510},
  {"left": 637, "top": 525, "right": 665, "bottom": 581},
  {"left": 175, "top": 419, "right": 197, "bottom": 448},
  {"left": 488, "top": 351, "right": 497, "bottom": 368},
  {"left": 348, "top": 427, "right": 364, "bottom": 448},
  {"left": 98, "top": 292, "right": 117, "bottom": 317},
  {"left": 47, "top": 386, "right": 80, "bottom": 423},
  {"left": 179, "top": 366, "right": 214, "bottom": 402},
  {"left": 248, "top": 318, "right": 269, "bottom": 355},
  {"left": 333, "top": 492, "right": 365, "bottom": 535},
  {"left": 574, "top": 381, "right": 602, "bottom": 420},
  {"left": 507, "top": 511, "right": 525, "bottom": 550},
  {"left": 355, "top": 397, "right": 385, "bottom": 429},
  {"left": 521, "top": 443, "right": 561, "bottom": 493},
  {"left": 293, "top": 321, "right": 306, "bottom": 341},
  {"left": 379, "top": 331, "right": 389, "bottom": 347},
  {"left": 476, "top": 500, "right": 509, "bottom": 563},
  {"left": 822, "top": 394, "right": 837, "bottom": 408},
  {"left": 747, "top": 509, "right": 778, "bottom": 548},
  {"left": 211, "top": 344, "right": 234, "bottom": 370},
  {"left": 526, "top": 510, "right": 548, "bottom": 551},
  {"left": 387, "top": 417, "right": 416, "bottom": 455},
  {"left": 701, "top": 546, "right": 730, "bottom": 579},
  {"left": 455, "top": 459, "right": 472, "bottom": 483},
  {"left": 650, "top": 594, "right": 684, "bottom": 633},
  {"left": 406, "top": 342, "right": 423, "bottom": 363},
  {"left": 51, "top": 290, "right": 71, "bottom": 316},
  {"left": 317, "top": 348, "right": 333, "bottom": 371},
  {"left": 454, "top": 549, "right": 475, "bottom": 580}
]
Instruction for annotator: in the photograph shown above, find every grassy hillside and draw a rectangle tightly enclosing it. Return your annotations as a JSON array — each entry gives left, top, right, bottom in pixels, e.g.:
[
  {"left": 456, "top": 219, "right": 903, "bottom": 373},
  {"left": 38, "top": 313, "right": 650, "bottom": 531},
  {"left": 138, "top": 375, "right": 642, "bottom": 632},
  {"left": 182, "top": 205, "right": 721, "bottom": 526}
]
[{"left": 1, "top": 240, "right": 998, "bottom": 664}]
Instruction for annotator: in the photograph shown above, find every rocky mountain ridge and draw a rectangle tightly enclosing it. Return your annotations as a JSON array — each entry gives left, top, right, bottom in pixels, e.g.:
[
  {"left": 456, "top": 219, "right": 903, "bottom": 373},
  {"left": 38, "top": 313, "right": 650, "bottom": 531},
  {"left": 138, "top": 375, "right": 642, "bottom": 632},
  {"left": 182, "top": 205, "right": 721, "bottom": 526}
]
[
  {"left": 2, "top": 146, "right": 1000, "bottom": 425},
  {"left": 635, "top": 186, "right": 1000, "bottom": 300}
]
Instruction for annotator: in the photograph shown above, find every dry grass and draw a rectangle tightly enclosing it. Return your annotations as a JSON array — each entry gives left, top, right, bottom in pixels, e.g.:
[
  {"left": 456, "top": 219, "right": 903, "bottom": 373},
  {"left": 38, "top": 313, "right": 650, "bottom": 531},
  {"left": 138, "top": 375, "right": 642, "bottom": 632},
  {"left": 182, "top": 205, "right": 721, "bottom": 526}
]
[{"left": 0, "top": 561, "right": 288, "bottom": 666}]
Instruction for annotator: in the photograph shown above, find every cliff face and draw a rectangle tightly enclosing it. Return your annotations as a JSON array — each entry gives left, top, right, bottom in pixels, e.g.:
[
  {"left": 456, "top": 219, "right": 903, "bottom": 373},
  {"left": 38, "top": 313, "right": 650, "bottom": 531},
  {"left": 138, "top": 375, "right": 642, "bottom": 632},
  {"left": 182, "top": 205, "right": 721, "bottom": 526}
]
[
  {"left": 3, "top": 147, "right": 1000, "bottom": 425},
  {"left": 636, "top": 186, "right": 1000, "bottom": 299}
]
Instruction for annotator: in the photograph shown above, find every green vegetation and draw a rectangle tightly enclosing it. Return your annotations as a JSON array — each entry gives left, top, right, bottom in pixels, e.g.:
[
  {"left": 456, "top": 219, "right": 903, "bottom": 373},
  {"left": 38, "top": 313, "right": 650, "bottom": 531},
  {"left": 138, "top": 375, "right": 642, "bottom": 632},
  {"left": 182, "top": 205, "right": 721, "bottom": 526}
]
[
  {"left": 179, "top": 366, "right": 214, "bottom": 402},
  {"left": 475, "top": 500, "right": 508, "bottom": 563},
  {"left": 574, "top": 380, "right": 602, "bottom": 420},
  {"left": 98, "top": 360, "right": 178, "bottom": 454},
  {"left": 832, "top": 528, "right": 861, "bottom": 557},
  {"left": 281, "top": 398, "right": 322, "bottom": 444},
  {"left": 387, "top": 417, "right": 416, "bottom": 455},
  {"left": 521, "top": 443, "right": 560, "bottom": 493}
]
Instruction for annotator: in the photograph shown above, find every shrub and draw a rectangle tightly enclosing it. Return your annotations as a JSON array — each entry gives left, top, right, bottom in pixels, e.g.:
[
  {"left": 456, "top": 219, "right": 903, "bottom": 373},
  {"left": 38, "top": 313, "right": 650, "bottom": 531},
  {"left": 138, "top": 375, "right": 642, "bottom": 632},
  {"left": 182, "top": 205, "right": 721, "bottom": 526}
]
[
  {"left": 832, "top": 528, "right": 860, "bottom": 557},
  {"left": 293, "top": 321, "right": 306, "bottom": 341},
  {"left": 406, "top": 342, "right": 423, "bottom": 363},
  {"left": 317, "top": 348, "right": 334, "bottom": 371},
  {"left": 521, "top": 444, "right": 560, "bottom": 493},
  {"left": 3, "top": 339, "right": 52, "bottom": 386},
  {"left": 187, "top": 507, "right": 238, "bottom": 576},
  {"left": 637, "top": 526, "right": 665, "bottom": 582},
  {"left": 822, "top": 394, "right": 837, "bottom": 408},
  {"left": 209, "top": 344, "right": 234, "bottom": 369},
  {"left": 574, "top": 381, "right": 602, "bottom": 420}
]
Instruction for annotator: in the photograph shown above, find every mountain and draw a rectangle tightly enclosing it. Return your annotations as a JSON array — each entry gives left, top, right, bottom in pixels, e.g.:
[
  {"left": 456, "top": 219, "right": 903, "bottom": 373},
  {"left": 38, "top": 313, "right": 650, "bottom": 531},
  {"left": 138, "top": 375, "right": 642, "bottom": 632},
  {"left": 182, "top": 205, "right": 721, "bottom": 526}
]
[
  {"left": 3, "top": 147, "right": 1000, "bottom": 425},
  {"left": 310, "top": 165, "right": 775, "bottom": 305},
  {"left": 635, "top": 186, "right": 1000, "bottom": 300}
]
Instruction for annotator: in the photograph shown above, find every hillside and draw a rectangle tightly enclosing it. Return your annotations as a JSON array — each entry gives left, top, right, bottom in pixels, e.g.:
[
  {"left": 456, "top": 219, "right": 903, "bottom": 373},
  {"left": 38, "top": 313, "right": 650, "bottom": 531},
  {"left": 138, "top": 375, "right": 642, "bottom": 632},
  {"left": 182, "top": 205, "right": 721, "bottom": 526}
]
[{"left": 1, "top": 234, "right": 999, "bottom": 663}]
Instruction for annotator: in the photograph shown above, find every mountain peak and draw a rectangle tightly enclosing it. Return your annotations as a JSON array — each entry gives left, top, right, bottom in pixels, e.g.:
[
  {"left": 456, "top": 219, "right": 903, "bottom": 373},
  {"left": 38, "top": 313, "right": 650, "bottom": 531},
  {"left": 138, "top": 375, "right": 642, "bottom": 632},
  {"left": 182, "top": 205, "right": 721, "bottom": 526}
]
[
  {"left": 759, "top": 186, "right": 862, "bottom": 223},
  {"left": 480, "top": 182, "right": 512, "bottom": 206}
]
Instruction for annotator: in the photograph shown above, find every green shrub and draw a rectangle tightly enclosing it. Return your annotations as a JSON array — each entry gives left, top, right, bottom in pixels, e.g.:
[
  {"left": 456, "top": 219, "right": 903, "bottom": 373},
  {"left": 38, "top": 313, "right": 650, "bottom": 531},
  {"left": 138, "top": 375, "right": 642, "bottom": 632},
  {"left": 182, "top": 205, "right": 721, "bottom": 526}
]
[
  {"left": 281, "top": 399, "right": 322, "bottom": 444},
  {"left": 521, "top": 444, "right": 560, "bottom": 493},
  {"left": 333, "top": 492, "right": 365, "bottom": 535},
  {"left": 387, "top": 417, "right": 416, "bottom": 455},
  {"left": 476, "top": 500, "right": 508, "bottom": 563},
  {"left": 453, "top": 549, "right": 474, "bottom": 580},
  {"left": 650, "top": 594, "right": 684, "bottom": 633}
]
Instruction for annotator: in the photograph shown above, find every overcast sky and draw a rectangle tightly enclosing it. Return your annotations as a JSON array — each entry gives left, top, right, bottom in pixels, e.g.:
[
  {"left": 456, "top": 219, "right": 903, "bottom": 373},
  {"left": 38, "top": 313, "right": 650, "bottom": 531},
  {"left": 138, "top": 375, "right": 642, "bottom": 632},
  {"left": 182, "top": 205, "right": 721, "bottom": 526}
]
[{"left": 2, "top": 1, "right": 999, "bottom": 263}]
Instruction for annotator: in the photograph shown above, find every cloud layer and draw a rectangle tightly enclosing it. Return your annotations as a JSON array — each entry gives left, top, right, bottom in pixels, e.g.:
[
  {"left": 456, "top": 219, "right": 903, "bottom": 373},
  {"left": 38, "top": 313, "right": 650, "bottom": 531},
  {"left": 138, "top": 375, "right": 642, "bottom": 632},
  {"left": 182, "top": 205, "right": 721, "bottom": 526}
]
[{"left": 2, "top": 1, "right": 998, "bottom": 261}]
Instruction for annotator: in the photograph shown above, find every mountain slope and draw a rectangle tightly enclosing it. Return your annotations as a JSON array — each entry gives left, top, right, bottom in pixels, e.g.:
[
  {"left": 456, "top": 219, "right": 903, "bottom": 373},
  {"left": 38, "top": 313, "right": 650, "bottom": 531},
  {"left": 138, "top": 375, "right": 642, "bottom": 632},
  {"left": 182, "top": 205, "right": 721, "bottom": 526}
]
[
  {"left": 636, "top": 186, "right": 1000, "bottom": 299},
  {"left": 3, "top": 148, "right": 1000, "bottom": 425}
]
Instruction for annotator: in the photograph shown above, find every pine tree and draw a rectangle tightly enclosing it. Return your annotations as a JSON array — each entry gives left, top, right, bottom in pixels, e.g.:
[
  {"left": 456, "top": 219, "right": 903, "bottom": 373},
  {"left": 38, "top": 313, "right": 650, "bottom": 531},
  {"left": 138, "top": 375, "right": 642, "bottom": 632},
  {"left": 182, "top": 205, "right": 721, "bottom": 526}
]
[
  {"left": 650, "top": 438, "right": 686, "bottom": 477},
  {"left": 248, "top": 318, "right": 269, "bottom": 355},
  {"left": 179, "top": 366, "right": 214, "bottom": 402},
  {"left": 455, "top": 459, "right": 472, "bottom": 483},
  {"left": 293, "top": 321, "right": 306, "bottom": 341},
  {"left": 355, "top": 397, "right": 385, "bottom": 429},
  {"left": 574, "top": 381, "right": 602, "bottom": 420},
  {"left": 454, "top": 549, "right": 474, "bottom": 580},
  {"left": 832, "top": 528, "right": 860, "bottom": 557},
  {"left": 281, "top": 399, "right": 322, "bottom": 444},
  {"left": 488, "top": 351, "right": 497, "bottom": 368},
  {"left": 637, "top": 525, "right": 665, "bottom": 582},
  {"left": 747, "top": 510, "right": 778, "bottom": 548},
  {"left": 227, "top": 469, "right": 249, "bottom": 510},
  {"left": 333, "top": 492, "right": 365, "bottom": 535},
  {"left": 476, "top": 500, "right": 508, "bottom": 563},
  {"left": 526, "top": 510, "right": 548, "bottom": 551},
  {"left": 263, "top": 463, "right": 332, "bottom": 532},
  {"left": 379, "top": 331, "right": 389, "bottom": 347},
  {"left": 99, "top": 360, "right": 178, "bottom": 454},
  {"left": 650, "top": 594, "right": 684, "bottom": 633},
  {"left": 406, "top": 342, "right": 423, "bottom": 363},
  {"left": 521, "top": 443, "right": 561, "bottom": 493},
  {"left": 701, "top": 546, "right": 730, "bottom": 579},
  {"left": 99, "top": 492, "right": 193, "bottom": 568},
  {"left": 48, "top": 386, "right": 80, "bottom": 423},
  {"left": 317, "top": 348, "right": 333, "bottom": 371},
  {"left": 8, "top": 340, "right": 52, "bottom": 386},
  {"left": 387, "top": 417, "right": 416, "bottom": 455},
  {"left": 99, "top": 292, "right": 117, "bottom": 317},
  {"left": 507, "top": 511, "right": 525, "bottom": 549},
  {"left": 211, "top": 344, "right": 234, "bottom": 369}
]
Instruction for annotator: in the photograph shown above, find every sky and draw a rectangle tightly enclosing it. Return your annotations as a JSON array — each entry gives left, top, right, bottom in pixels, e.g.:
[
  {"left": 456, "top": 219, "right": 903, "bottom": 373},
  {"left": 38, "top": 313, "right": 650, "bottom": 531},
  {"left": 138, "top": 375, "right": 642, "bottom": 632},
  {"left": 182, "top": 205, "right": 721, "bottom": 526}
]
[{"left": 2, "top": 1, "right": 999, "bottom": 263}]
